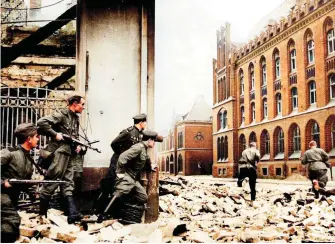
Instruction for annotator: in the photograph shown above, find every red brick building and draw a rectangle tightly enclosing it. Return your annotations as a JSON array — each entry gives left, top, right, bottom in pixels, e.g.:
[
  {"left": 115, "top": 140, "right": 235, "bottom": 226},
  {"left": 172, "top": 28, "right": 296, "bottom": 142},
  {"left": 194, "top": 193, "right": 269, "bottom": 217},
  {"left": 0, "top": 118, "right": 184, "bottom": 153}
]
[
  {"left": 157, "top": 96, "right": 213, "bottom": 175},
  {"left": 212, "top": 0, "right": 335, "bottom": 179}
]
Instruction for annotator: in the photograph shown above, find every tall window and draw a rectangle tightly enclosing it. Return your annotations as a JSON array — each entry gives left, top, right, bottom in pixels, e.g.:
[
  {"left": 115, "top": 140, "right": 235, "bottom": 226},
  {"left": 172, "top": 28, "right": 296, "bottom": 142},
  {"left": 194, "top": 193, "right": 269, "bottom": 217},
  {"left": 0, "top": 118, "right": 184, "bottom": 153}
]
[
  {"left": 222, "top": 111, "right": 227, "bottom": 129},
  {"left": 276, "top": 93, "right": 282, "bottom": 115},
  {"left": 224, "top": 136, "right": 228, "bottom": 160},
  {"left": 178, "top": 155, "right": 183, "bottom": 173},
  {"left": 278, "top": 129, "right": 284, "bottom": 153},
  {"left": 217, "top": 138, "right": 221, "bottom": 161},
  {"left": 330, "top": 74, "right": 335, "bottom": 100},
  {"left": 328, "top": 29, "right": 335, "bottom": 55},
  {"left": 293, "top": 127, "right": 301, "bottom": 152},
  {"left": 307, "top": 40, "right": 315, "bottom": 64},
  {"left": 251, "top": 102, "right": 256, "bottom": 122},
  {"left": 291, "top": 87, "right": 298, "bottom": 109},
  {"left": 331, "top": 121, "right": 335, "bottom": 149},
  {"left": 265, "top": 132, "right": 270, "bottom": 155},
  {"left": 250, "top": 65, "right": 255, "bottom": 91},
  {"left": 263, "top": 99, "right": 268, "bottom": 118},
  {"left": 275, "top": 57, "right": 280, "bottom": 79},
  {"left": 241, "top": 106, "right": 245, "bottom": 124},
  {"left": 240, "top": 71, "right": 244, "bottom": 95},
  {"left": 261, "top": 59, "right": 267, "bottom": 85},
  {"left": 309, "top": 81, "right": 317, "bottom": 105},
  {"left": 290, "top": 49, "right": 296, "bottom": 72},
  {"left": 178, "top": 132, "right": 183, "bottom": 148},
  {"left": 311, "top": 123, "right": 320, "bottom": 147}
]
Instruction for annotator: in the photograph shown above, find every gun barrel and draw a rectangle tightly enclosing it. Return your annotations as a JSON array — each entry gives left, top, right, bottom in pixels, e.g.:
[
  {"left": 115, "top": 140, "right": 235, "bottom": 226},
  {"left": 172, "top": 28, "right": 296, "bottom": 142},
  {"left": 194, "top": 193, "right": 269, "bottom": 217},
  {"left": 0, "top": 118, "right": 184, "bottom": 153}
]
[{"left": 8, "top": 179, "right": 67, "bottom": 184}]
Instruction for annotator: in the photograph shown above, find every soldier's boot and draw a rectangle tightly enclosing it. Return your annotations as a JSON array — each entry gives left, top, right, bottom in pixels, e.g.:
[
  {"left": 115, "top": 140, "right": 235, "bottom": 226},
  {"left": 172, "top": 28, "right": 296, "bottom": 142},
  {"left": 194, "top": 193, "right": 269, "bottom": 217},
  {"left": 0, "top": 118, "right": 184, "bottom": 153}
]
[
  {"left": 39, "top": 197, "right": 49, "bottom": 218},
  {"left": 312, "top": 180, "right": 320, "bottom": 199},
  {"left": 97, "top": 192, "right": 121, "bottom": 223},
  {"left": 66, "top": 196, "right": 83, "bottom": 224}
]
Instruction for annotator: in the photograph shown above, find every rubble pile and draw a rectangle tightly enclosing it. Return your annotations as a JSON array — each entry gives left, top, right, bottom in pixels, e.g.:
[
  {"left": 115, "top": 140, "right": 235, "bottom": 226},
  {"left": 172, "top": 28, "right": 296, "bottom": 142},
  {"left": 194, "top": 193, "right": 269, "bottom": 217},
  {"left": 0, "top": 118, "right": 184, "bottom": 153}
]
[{"left": 16, "top": 177, "right": 335, "bottom": 243}]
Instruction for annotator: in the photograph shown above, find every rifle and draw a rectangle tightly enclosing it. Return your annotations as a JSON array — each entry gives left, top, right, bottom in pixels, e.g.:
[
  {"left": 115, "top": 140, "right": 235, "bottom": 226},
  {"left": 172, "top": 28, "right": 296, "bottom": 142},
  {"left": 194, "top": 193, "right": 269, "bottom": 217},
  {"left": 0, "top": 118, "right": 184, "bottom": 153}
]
[
  {"left": 62, "top": 134, "right": 101, "bottom": 153},
  {"left": 8, "top": 179, "right": 67, "bottom": 184}
]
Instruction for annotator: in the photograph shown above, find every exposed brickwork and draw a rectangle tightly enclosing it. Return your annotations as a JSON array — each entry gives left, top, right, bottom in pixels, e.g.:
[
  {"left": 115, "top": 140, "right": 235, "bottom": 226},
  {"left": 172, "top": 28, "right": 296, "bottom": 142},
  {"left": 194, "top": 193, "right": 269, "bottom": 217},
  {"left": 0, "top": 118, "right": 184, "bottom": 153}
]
[{"left": 213, "top": 1, "right": 335, "bottom": 178}]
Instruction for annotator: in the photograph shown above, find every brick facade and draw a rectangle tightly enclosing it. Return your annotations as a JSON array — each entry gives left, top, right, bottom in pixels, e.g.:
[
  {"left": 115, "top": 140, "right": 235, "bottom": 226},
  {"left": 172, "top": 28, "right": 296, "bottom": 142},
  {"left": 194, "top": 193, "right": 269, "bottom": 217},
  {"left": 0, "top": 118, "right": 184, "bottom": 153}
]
[
  {"left": 157, "top": 121, "right": 213, "bottom": 176},
  {"left": 213, "top": 0, "right": 335, "bottom": 179}
]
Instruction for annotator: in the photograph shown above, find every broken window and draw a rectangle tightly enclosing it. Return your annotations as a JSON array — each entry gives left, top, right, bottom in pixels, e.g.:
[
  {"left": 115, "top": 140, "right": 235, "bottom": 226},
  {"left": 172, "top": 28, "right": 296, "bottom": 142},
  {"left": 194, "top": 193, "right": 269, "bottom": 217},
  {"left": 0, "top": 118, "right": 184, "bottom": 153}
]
[{"left": 276, "top": 168, "right": 282, "bottom": 176}]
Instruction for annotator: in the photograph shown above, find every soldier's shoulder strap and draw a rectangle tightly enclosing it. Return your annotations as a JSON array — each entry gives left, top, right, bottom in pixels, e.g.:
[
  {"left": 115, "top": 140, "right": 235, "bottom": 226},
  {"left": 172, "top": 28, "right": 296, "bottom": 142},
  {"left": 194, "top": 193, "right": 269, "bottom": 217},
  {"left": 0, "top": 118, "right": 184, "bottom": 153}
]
[{"left": 126, "top": 126, "right": 134, "bottom": 132}]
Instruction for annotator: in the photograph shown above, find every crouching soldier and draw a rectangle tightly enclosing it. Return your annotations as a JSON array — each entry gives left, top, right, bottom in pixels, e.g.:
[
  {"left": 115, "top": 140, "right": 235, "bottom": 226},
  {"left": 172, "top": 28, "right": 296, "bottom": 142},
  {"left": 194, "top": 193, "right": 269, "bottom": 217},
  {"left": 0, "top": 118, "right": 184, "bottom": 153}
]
[
  {"left": 302, "top": 140, "right": 330, "bottom": 198},
  {"left": 37, "top": 94, "right": 85, "bottom": 224},
  {"left": 98, "top": 130, "right": 160, "bottom": 223},
  {"left": 1, "top": 123, "right": 39, "bottom": 242}
]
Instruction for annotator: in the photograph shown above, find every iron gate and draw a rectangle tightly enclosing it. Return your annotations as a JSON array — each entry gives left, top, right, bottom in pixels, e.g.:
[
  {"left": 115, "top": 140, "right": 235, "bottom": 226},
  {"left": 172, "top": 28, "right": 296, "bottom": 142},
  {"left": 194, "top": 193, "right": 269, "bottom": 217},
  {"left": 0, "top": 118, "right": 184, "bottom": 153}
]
[{"left": 0, "top": 87, "right": 66, "bottom": 155}]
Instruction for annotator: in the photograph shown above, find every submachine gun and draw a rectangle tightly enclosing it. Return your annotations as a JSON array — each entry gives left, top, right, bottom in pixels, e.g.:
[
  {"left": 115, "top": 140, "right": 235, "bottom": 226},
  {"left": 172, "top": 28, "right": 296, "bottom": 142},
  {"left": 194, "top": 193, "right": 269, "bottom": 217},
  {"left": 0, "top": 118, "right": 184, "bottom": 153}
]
[{"left": 62, "top": 134, "right": 101, "bottom": 153}]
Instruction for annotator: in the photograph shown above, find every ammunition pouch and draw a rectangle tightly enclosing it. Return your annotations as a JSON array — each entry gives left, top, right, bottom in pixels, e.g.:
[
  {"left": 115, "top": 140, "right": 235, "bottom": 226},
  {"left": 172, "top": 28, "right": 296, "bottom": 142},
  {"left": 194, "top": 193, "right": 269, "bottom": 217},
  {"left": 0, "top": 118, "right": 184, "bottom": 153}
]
[{"left": 38, "top": 149, "right": 54, "bottom": 170}]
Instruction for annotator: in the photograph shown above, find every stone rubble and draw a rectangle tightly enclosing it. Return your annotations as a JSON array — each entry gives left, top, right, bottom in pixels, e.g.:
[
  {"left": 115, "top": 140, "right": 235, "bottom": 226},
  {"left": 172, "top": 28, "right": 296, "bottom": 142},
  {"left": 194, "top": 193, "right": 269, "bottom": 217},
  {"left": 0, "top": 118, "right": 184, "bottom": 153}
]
[{"left": 16, "top": 177, "right": 335, "bottom": 243}]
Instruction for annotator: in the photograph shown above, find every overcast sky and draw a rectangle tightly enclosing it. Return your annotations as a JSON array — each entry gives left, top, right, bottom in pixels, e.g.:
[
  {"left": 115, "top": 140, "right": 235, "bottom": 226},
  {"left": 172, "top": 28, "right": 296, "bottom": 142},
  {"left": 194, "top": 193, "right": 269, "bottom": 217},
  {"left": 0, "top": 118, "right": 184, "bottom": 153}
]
[
  {"left": 37, "top": 0, "right": 288, "bottom": 134},
  {"left": 155, "top": 0, "right": 287, "bottom": 134}
]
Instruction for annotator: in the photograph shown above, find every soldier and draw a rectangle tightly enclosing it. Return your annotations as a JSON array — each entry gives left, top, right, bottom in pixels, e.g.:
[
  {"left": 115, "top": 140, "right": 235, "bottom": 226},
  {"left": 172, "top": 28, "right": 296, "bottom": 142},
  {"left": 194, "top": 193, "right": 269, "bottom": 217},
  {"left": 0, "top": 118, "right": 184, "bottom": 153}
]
[
  {"left": 94, "top": 114, "right": 147, "bottom": 213},
  {"left": 37, "top": 94, "right": 85, "bottom": 224},
  {"left": 237, "top": 142, "right": 260, "bottom": 201},
  {"left": 302, "top": 140, "right": 330, "bottom": 198},
  {"left": 98, "top": 130, "right": 159, "bottom": 222},
  {"left": 1, "top": 123, "right": 39, "bottom": 242},
  {"left": 108, "top": 113, "right": 148, "bottom": 180}
]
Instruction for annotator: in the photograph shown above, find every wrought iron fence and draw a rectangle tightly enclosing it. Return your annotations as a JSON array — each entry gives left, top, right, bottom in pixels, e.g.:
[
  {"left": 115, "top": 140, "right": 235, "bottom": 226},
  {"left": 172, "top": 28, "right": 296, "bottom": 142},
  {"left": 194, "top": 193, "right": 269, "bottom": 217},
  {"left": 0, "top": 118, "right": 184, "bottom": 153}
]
[{"left": 0, "top": 87, "right": 66, "bottom": 156}]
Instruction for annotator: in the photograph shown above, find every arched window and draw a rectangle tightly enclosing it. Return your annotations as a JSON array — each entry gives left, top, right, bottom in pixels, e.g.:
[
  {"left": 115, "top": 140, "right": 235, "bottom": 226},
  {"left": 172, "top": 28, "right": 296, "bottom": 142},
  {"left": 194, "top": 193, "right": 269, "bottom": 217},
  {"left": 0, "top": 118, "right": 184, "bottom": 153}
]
[
  {"left": 276, "top": 93, "right": 282, "bottom": 116},
  {"left": 309, "top": 81, "right": 317, "bottom": 105},
  {"left": 273, "top": 49, "right": 280, "bottom": 79},
  {"left": 239, "top": 134, "right": 246, "bottom": 157},
  {"left": 290, "top": 49, "right": 296, "bottom": 72},
  {"left": 224, "top": 136, "right": 228, "bottom": 161},
  {"left": 249, "top": 132, "right": 257, "bottom": 144},
  {"left": 178, "top": 154, "right": 183, "bottom": 173},
  {"left": 251, "top": 102, "right": 256, "bottom": 122},
  {"left": 240, "top": 70, "right": 244, "bottom": 95},
  {"left": 220, "top": 136, "right": 224, "bottom": 161},
  {"left": 261, "top": 130, "right": 270, "bottom": 157},
  {"left": 307, "top": 40, "right": 315, "bottom": 64},
  {"left": 332, "top": 121, "right": 335, "bottom": 150},
  {"left": 311, "top": 122, "right": 320, "bottom": 147},
  {"left": 218, "top": 110, "right": 227, "bottom": 130},
  {"left": 293, "top": 127, "right": 301, "bottom": 152},
  {"left": 217, "top": 137, "right": 221, "bottom": 161},
  {"left": 165, "top": 157, "right": 169, "bottom": 172},
  {"left": 240, "top": 106, "right": 245, "bottom": 125},
  {"left": 330, "top": 74, "right": 335, "bottom": 100},
  {"left": 327, "top": 29, "right": 335, "bottom": 55},
  {"left": 261, "top": 57, "right": 267, "bottom": 85},
  {"left": 263, "top": 98, "right": 268, "bottom": 119},
  {"left": 278, "top": 129, "right": 284, "bottom": 154},
  {"left": 249, "top": 63, "right": 255, "bottom": 91},
  {"left": 223, "top": 76, "right": 227, "bottom": 100},
  {"left": 291, "top": 87, "right": 298, "bottom": 110}
]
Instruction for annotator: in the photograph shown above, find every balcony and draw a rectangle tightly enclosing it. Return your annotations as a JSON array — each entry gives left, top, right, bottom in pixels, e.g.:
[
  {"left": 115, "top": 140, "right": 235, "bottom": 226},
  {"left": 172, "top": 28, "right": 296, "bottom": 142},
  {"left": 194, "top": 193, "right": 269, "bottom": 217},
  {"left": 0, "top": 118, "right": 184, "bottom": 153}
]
[
  {"left": 240, "top": 95, "right": 244, "bottom": 104},
  {"left": 289, "top": 73, "right": 297, "bottom": 86},
  {"left": 249, "top": 90, "right": 255, "bottom": 101},
  {"left": 274, "top": 80, "right": 281, "bottom": 91},
  {"left": 326, "top": 55, "right": 335, "bottom": 73},
  {"left": 261, "top": 85, "right": 267, "bottom": 96},
  {"left": 306, "top": 65, "right": 315, "bottom": 79}
]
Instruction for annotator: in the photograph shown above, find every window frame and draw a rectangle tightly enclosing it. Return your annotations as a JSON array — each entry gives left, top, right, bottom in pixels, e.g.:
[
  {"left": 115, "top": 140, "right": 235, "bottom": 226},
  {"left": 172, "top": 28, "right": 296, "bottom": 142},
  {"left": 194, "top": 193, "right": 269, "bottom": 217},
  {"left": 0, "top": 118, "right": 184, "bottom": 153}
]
[
  {"left": 290, "top": 49, "right": 296, "bottom": 72},
  {"left": 265, "top": 132, "right": 270, "bottom": 155},
  {"left": 262, "top": 63, "right": 267, "bottom": 86},
  {"left": 291, "top": 87, "right": 298, "bottom": 109},
  {"left": 276, "top": 93, "right": 282, "bottom": 115},
  {"left": 263, "top": 98, "right": 268, "bottom": 118},
  {"left": 307, "top": 40, "right": 315, "bottom": 64},
  {"left": 251, "top": 102, "right": 256, "bottom": 122},
  {"left": 278, "top": 129, "right": 284, "bottom": 154},
  {"left": 240, "top": 72, "right": 244, "bottom": 95},
  {"left": 309, "top": 81, "right": 317, "bottom": 105},
  {"left": 311, "top": 123, "right": 320, "bottom": 147},
  {"left": 330, "top": 74, "right": 335, "bottom": 100},
  {"left": 241, "top": 106, "right": 245, "bottom": 124},
  {"left": 275, "top": 57, "right": 281, "bottom": 79},
  {"left": 293, "top": 127, "right": 301, "bottom": 152},
  {"left": 327, "top": 29, "right": 335, "bottom": 55}
]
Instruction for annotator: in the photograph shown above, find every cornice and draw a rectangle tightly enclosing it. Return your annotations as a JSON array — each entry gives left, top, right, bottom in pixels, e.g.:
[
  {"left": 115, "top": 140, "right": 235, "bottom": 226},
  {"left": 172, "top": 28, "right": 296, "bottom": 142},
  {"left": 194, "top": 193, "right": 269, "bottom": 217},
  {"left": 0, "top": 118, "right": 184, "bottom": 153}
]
[{"left": 236, "top": 1, "right": 335, "bottom": 66}]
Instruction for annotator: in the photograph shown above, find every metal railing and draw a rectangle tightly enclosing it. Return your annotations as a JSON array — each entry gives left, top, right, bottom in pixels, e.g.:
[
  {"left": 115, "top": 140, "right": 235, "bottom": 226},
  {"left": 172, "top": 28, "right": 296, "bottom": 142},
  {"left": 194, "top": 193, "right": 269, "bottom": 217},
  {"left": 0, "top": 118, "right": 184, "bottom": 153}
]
[{"left": 0, "top": 87, "right": 66, "bottom": 156}]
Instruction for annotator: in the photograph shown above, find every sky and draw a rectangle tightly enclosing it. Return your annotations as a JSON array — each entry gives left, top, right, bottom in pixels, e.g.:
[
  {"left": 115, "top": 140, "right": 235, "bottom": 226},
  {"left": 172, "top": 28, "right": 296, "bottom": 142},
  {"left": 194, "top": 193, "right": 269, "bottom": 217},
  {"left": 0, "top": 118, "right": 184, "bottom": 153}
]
[
  {"left": 31, "top": 0, "right": 289, "bottom": 134},
  {"left": 155, "top": 0, "right": 288, "bottom": 134}
]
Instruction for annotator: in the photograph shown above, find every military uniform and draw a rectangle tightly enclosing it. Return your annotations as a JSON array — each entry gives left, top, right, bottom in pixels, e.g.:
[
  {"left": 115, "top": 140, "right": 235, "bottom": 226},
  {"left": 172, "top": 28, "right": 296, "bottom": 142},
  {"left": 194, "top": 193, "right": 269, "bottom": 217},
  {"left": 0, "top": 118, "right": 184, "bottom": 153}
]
[
  {"left": 302, "top": 147, "right": 330, "bottom": 192},
  {"left": 37, "top": 108, "right": 79, "bottom": 199},
  {"left": 1, "top": 124, "right": 36, "bottom": 243},
  {"left": 237, "top": 146, "right": 260, "bottom": 201},
  {"left": 37, "top": 108, "right": 83, "bottom": 223}
]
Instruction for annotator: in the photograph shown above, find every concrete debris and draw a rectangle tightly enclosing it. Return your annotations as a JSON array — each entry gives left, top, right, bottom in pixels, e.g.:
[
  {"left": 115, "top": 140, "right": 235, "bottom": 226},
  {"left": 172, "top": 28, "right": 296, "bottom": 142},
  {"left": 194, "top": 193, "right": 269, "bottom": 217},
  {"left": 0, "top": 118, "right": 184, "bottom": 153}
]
[{"left": 16, "top": 177, "right": 335, "bottom": 243}]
